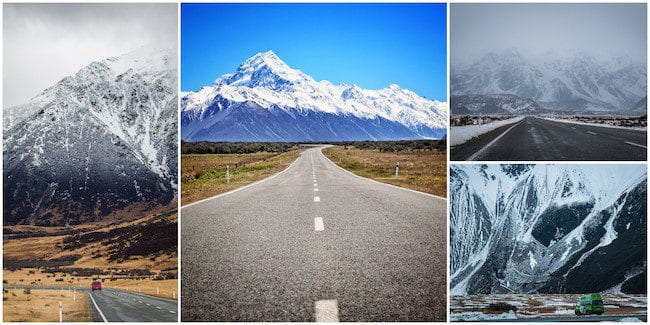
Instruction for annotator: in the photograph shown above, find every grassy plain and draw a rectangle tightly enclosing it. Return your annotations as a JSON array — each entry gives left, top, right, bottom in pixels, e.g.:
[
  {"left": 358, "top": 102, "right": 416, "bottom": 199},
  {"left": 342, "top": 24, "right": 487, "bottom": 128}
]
[
  {"left": 3, "top": 289, "right": 91, "bottom": 322},
  {"left": 181, "top": 150, "right": 301, "bottom": 205},
  {"left": 322, "top": 146, "right": 446, "bottom": 197}
]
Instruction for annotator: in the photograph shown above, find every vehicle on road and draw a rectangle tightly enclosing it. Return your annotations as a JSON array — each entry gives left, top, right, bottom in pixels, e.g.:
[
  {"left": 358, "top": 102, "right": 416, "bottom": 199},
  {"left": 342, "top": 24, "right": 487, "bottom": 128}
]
[
  {"left": 575, "top": 294, "right": 605, "bottom": 315},
  {"left": 91, "top": 281, "right": 102, "bottom": 291}
]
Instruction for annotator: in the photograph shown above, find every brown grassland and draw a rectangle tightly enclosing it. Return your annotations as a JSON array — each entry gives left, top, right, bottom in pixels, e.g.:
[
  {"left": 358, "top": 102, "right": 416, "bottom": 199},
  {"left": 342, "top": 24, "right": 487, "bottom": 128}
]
[
  {"left": 3, "top": 289, "right": 91, "bottom": 322},
  {"left": 322, "top": 146, "right": 446, "bottom": 197},
  {"left": 4, "top": 212, "right": 178, "bottom": 300},
  {"left": 181, "top": 150, "right": 302, "bottom": 205}
]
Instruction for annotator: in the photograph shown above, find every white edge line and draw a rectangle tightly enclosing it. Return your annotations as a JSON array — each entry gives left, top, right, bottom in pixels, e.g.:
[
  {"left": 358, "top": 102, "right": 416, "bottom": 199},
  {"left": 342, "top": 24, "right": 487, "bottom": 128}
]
[
  {"left": 467, "top": 120, "right": 523, "bottom": 161},
  {"left": 88, "top": 292, "right": 108, "bottom": 322},
  {"left": 625, "top": 141, "right": 648, "bottom": 149},
  {"left": 182, "top": 153, "right": 303, "bottom": 209},
  {"left": 319, "top": 147, "right": 447, "bottom": 201}
]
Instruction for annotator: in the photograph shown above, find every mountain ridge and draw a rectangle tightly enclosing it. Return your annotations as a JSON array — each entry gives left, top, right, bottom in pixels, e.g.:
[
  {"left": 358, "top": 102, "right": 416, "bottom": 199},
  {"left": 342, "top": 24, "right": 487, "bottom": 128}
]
[{"left": 181, "top": 51, "right": 448, "bottom": 141}]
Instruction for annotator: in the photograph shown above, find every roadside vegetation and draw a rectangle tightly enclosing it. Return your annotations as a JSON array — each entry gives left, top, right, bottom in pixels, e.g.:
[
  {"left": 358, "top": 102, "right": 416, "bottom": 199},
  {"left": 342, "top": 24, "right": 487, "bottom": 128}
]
[
  {"left": 181, "top": 146, "right": 302, "bottom": 205},
  {"left": 3, "top": 289, "right": 91, "bottom": 322},
  {"left": 322, "top": 140, "right": 446, "bottom": 197}
]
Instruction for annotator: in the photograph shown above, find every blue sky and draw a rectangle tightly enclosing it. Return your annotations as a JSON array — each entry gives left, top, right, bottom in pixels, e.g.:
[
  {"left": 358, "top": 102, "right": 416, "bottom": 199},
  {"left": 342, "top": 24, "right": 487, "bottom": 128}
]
[{"left": 181, "top": 3, "right": 447, "bottom": 101}]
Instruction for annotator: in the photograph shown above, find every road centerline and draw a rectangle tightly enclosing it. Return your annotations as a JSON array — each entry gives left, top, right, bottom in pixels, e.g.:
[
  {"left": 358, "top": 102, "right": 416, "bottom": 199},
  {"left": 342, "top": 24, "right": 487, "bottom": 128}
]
[
  {"left": 315, "top": 299, "right": 339, "bottom": 322},
  {"left": 314, "top": 217, "right": 324, "bottom": 231},
  {"left": 314, "top": 196, "right": 320, "bottom": 202}
]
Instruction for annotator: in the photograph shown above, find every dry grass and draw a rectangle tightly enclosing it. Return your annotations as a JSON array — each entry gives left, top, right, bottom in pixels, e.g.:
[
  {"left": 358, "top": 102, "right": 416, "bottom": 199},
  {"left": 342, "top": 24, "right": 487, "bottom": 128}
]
[
  {"left": 322, "top": 146, "right": 447, "bottom": 197},
  {"left": 181, "top": 150, "right": 301, "bottom": 205},
  {"left": 3, "top": 289, "right": 91, "bottom": 322},
  {"left": 3, "top": 269, "right": 178, "bottom": 300}
]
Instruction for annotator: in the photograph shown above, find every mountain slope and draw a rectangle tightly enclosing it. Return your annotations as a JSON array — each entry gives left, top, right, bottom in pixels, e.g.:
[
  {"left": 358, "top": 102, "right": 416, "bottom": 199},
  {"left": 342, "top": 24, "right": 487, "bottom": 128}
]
[
  {"left": 3, "top": 48, "right": 178, "bottom": 226},
  {"left": 450, "top": 164, "right": 646, "bottom": 295},
  {"left": 451, "top": 49, "right": 647, "bottom": 114},
  {"left": 181, "top": 51, "right": 448, "bottom": 141},
  {"left": 451, "top": 94, "right": 546, "bottom": 115}
]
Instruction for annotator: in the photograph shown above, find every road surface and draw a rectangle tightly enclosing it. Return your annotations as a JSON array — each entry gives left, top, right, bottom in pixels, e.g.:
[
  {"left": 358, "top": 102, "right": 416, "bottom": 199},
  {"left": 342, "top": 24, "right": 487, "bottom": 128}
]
[
  {"left": 5, "top": 286, "right": 178, "bottom": 322},
  {"left": 181, "top": 147, "right": 447, "bottom": 321},
  {"left": 452, "top": 116, "right": 647, "bottom": 161},
  {"left": 485, "top": 314, "right": 647, "bottom": 322}
]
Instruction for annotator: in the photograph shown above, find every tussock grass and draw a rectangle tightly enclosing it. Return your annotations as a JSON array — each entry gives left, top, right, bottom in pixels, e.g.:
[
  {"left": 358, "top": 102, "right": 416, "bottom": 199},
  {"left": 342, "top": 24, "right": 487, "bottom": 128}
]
[
  {"left": 322, "top": 146, "right": 446, "bottom": 197},
  {"left": 181, "top": 150, "right": 301, "bottom": 205},
  {"left": 3, "top": 289, "right": 91, "bottom": 322}
]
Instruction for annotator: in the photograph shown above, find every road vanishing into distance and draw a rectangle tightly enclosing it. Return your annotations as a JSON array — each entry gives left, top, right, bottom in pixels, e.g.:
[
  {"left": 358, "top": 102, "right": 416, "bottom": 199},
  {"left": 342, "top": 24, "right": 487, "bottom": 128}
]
[
  {"left": 5, "top": 286, "right": 178, "bottom": 322},
  {"left": 452, "top": 116, "right": 647, "bottom": 161},
  {"left": 181, "top": 147, "right": 447, "bottom": 321}
]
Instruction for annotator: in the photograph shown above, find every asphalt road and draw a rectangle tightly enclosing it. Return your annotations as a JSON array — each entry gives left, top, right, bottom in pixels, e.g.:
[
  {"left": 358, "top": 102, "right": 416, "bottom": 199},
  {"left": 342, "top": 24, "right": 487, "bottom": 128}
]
[
  {"left": 5, "top": 286, "right": 178, "bottom": 322},
  {"left": 452, "top": 116, "right": 647, "bottom": 161},
  {"left": 181, "top": 147, "right": 447, "bottom": 321},
  {"left": 486, "top": 314, "right": 648, "bottom": 322}
]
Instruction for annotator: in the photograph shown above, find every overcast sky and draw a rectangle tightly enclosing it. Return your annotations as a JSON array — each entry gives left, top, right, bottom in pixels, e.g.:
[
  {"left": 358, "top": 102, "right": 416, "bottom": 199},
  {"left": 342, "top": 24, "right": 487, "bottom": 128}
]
[
  {"left": 451, "top": 3, "right": 646, "bottom": 64},
  {"left": 3, "top": 3, "right": 177, "bottom": 107}
]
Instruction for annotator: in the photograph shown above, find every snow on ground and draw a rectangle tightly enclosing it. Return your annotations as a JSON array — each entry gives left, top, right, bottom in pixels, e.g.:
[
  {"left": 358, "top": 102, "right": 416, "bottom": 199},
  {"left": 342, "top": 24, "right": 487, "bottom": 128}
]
[
  {"left": 541, "top": 117, "right": 647, "bottom": 131},
  {"left": 450, "top": 116, "right": 525, "bottom": 146},
  {"left": 451, "top": 311, "right": 517, "bottom": 321},
  {"left": 619, "top": 317, "right": 643, "bottom": 322}
]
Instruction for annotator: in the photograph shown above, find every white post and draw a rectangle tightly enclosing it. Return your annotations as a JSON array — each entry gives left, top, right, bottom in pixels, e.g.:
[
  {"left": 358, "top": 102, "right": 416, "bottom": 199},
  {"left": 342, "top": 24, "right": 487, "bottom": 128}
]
[
  {"left": 395, "top": 162, "right": 400, "bottom": 178},
  {"left": 58, "top": 301, "right": 62, "bottom": 322},
  {"left": 138, "top": 287, "right": 141, "bottom": 293},
  {"left": 157, "top": 287, "right": 160, "bottom": 295},
  {"left": 226, "top": 165, "right": 230, "bottom": 184},
  {"left": 172, "top": 289, "right": 176, "bottom": 299},
  {"left": 73, "top": 288, "right": 76, "bottom": 301}
]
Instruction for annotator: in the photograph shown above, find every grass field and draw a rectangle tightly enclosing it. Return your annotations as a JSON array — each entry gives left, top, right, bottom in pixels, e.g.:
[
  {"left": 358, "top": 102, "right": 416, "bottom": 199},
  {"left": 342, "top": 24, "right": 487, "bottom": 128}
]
[
  {"left": 3, "top": 289, "right": 91, "bottom": 322},
  {"left": 181, "top": 150, "right": 301, "bottom": 205},
  {"left": 322, "top": 146, "right": 446, "bottom": 197}
]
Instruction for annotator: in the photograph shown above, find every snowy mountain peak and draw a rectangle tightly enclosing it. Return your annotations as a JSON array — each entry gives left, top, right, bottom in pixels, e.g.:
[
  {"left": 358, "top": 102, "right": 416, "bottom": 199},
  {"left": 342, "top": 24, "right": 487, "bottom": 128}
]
[{"left": 182, "top": 51, "right": 448, "bottom": 141}]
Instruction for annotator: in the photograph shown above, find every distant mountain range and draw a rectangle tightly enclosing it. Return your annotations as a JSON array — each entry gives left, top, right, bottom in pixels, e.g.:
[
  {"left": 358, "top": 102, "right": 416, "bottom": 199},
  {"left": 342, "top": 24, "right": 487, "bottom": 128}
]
[
  {"left": 181, "top": 51, "right": 448, "bottom": 141},
  {"left": 451, "top": 49, "right": 647, "bottom": 116},
  {"left": 450, "top": 164, "right": 646, "bottom": 295},
  {"left": 3, "top": 48, "right": 178, "bottom": 226}
]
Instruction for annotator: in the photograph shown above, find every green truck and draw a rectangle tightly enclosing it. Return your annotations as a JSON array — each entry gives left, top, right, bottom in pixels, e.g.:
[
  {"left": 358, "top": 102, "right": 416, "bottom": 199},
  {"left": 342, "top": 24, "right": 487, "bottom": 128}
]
[{"left": 575, "top": 294, "right": 605, "bottom": 315}]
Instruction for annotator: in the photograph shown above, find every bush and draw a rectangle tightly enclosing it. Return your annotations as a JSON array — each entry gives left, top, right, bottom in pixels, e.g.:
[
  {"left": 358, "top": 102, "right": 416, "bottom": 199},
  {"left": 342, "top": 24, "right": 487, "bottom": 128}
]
[{"left": 488, "top": 302, "right": 517, "bottom": 312}]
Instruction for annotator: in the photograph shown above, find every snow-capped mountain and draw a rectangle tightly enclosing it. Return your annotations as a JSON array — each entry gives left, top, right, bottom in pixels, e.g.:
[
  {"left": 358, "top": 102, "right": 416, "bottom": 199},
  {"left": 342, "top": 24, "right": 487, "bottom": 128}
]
[
  {"left": 181, "top": 51, "right": 448, "bottom": 141},
  {"left": 450, "top": 164, "right": 646, "bottom": 295},
  {"left": 451, "top": 49, "right": 647, "bottom": 114},
  {"left": 3, "top": 48, "right": 178, "bottom": 226},
  {"left": 451, "top": 94, "right": 546, "bottom": 115}
]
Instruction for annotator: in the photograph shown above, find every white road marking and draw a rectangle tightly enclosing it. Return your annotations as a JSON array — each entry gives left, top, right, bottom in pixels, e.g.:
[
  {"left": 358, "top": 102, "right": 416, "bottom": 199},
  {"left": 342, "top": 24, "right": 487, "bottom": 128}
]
[
  {"left": 314, "top": 217, "right": 324, "bottom": 231},
  {"left": 467, "top": 120, "right": 524, "bottom": 161},
  {"left": 313, "top": 179, "right": 317, "bottom": 183},
  {"left": 157, "top": 306, "right": 162, "bottom": 310},
  {"left": 146, "top": 303, "right": 151, "bottom": 306},
  {"left": 138, "top": 300, "right": 143, "bottom": 304},
  {"left": 315, "top": 299, "right": 339, "bottom": 322},
  {"left": 88, "top": 292, "right": 108, "bottom": 322},
  {"left": 571, "top": 127, "right": 576, "bottom": 130},
  {"left": 314, "top": 196, "right": 320, "bottom": 202},
  {"left": 587, "top": 131, "right": 597, "bottom": 135},
  {"left": 314, "top": 183, "right": 317, "bottom": 187},
  {"left": 170, "top": 311, "right": 176, "bottom": 314},
  {"left": 625, "top": 141, "right": 647, "bottom": 149},
  {"left": 314, "top": 188, "right": 319, "bottom": 192}
]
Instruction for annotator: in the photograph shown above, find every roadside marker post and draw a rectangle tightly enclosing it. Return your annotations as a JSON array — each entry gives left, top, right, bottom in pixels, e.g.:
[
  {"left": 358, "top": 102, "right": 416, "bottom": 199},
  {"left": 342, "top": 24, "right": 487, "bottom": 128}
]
[
  {"left": 226, "top": 165, "right": 230, "bottom": 184},
  {"left": 157, "top": 287, "right": 160, "bottom": 295},
  {"left": 395, "top": 162, "right": 399, "bottom": 178},
  {"left": 73, "top": 288, "right": 76, "bottom": 301},
  {"left": 58, "top": 301, "right": 62, "bottom": 322},
  {"left": 173, "top": 289, "right": 176, "bottom": 299}
]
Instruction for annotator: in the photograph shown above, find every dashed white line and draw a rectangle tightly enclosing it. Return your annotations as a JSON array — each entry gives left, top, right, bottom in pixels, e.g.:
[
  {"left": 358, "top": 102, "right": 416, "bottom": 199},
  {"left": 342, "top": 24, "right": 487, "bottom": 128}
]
[
  {"left": 314, "top": 188, "right": 319, "bottom": 192},
  {"left": 156, "top": 306, "right": 162, "bottom": 310},
  {"left": 314, "top": 183, "right": 317, "bottom": 187},
  {"left": 315, "top": 299, "right": 339, "bottom": 322},
  {"left": 314, "top": 217, "right": 324, "bottom": 231},
  {"left": 625, "top": 141, "right": 647, "bottom": 149},
  {"left": 314, "top": 196, "right": 320, "bottom": 202},
  {"left": 587, "top": 131, "right": 597, "bottom": 135},
  {"left": 170, "top": 311, "right": 176, "bottom": 314},
  {"left": 138, "top": 300, "right": 143, "bottom": 304}
]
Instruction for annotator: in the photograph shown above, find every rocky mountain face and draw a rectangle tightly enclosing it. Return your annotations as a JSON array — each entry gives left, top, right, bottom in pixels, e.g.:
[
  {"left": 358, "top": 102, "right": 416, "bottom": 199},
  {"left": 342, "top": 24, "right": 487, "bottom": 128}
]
[
  {"left": 3, "top": 48, "right": 178, "bottom": 226},
  {"left": 181, "top": 51, "right": 448, "bottom": 141},
  {"left": 451, "top": 49, "right": 647, "bottom": 115},
  {"left": 450, "top": 164, "right": 646, "bottom": 295},
  {"left": 451, "top": 94, "right": 546, "bottom": 115}
]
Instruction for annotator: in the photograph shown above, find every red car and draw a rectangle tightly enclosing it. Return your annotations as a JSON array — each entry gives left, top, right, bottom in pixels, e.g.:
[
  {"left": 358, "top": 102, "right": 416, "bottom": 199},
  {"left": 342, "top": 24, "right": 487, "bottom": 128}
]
[{"left": 91, "top": 281, "right": 102, "bottom": 291}]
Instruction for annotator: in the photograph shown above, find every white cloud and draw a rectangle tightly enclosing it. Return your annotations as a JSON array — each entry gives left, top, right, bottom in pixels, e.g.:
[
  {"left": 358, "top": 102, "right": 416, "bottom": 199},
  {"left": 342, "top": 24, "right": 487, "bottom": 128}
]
[{"left": 3, "top": 3, "right": 177, "bottom": 107}]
